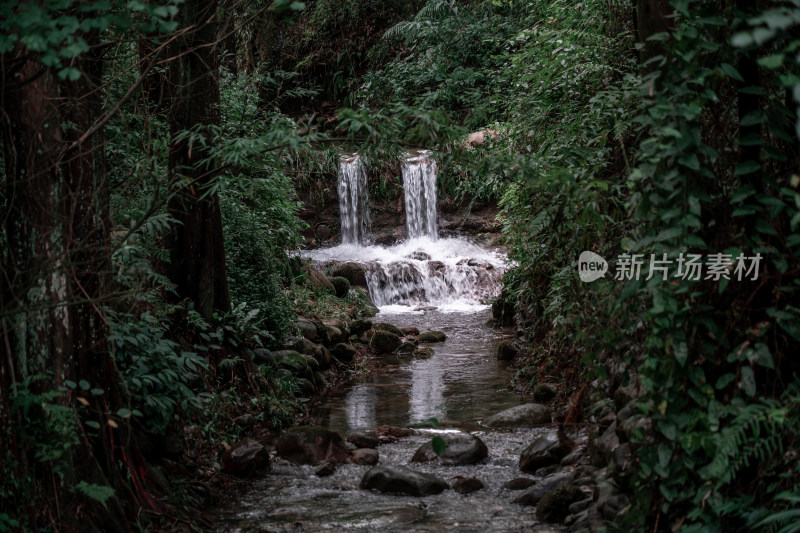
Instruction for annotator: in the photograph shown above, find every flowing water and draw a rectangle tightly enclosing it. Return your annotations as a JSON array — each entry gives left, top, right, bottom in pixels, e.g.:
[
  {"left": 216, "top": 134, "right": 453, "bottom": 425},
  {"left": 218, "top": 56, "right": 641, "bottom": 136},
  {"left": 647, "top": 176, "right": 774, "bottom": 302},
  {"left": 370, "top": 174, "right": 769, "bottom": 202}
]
[
  {"left": 402, "top": 151, "right": 438, "bottom": 240},
  {"left": 213, "top": 311, "right": 564, "bottom": 533},
  {"left": 339, "top": 154, "right": 372, "bottom": 245},
  {"left": 211, "top": 153, "right": 563, "bottom": 531}
]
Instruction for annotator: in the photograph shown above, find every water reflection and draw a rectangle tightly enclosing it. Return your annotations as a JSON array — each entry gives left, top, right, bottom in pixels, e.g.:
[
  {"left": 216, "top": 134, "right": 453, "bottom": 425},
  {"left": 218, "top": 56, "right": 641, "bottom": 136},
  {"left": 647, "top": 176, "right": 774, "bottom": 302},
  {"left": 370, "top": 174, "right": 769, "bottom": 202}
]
[
  {"left": 345, "top": 384, "right": 377, "bottom": 430},
  {"left": 408, "top": 357, "right": 446, "bottom": 423},
  {"left": 310, "top": 309, "right": 521, "bottom": 434}
]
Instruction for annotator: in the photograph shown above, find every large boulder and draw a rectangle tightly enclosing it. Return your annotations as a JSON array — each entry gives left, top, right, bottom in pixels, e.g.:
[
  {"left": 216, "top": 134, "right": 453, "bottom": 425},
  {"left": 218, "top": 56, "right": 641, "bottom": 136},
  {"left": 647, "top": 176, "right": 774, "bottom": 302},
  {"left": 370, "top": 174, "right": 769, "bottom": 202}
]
[
  {"left": 418, "top": 331, "right": 447, "bottom": 343},
  {"left": 222, "top": 438, "right": 269, "bottom": 476},
  {"left": 513, "top": 471, "right": 575, "bottom": 506},
  {"left": 332, "top": 262, "right": 368, "bottom": 288},
  {"left": 324, "top": 325, "right": 345, "bottom": 344},
  {"left": 411, "top": 433, "right": 488, "bottom": 466},
  {"left": 275, "top": 426, "right": 349, "bottom": 465},
  {"left": 360, "top": 465, "right": 448, "bottom": 496},
  {"left": 371, "top": 330, "right": 402, "bottom": 353},
  {"left": 591, "top": 420, "right": 620, "bottom": 467},
  {"left": 519, "top": 431, "right": 573, "bottom": 473},
  {"left": 483, "top": 404, "right": 551, "bottom": 428}
]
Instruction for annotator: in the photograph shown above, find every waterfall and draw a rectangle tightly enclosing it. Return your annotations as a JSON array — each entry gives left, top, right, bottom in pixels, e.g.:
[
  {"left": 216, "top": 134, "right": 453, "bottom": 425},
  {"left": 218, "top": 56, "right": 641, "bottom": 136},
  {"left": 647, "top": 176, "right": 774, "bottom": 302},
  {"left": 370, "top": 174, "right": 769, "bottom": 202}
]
[
  {"left": 402, "top": 151, "right": 438, "bottom": 240},
  {"left": 338, "top": 154, "right": 371, "bottom": 245}
]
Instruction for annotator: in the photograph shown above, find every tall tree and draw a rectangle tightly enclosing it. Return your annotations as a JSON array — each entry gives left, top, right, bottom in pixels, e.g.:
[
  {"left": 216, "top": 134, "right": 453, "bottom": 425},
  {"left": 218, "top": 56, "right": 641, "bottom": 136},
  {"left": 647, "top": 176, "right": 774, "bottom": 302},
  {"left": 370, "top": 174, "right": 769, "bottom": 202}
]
[{"left": 166, "top": 0, "right": 230, "bottom": 319}]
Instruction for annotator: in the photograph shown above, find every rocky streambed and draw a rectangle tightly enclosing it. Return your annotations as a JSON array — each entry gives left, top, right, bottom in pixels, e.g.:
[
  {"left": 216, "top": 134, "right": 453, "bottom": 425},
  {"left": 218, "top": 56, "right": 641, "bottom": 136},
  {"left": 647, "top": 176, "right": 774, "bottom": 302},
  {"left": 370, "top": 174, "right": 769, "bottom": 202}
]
[{"left": 209, "top": 309, "right": 633, "bottom": 532}]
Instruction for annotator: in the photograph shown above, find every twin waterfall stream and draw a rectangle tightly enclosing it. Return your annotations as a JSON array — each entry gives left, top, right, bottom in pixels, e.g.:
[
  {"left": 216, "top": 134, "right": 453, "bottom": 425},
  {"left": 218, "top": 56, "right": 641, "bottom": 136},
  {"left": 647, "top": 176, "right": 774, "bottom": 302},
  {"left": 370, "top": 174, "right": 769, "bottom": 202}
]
[{"left": 213, "top": 153, "right": 559, "bottom": 532}]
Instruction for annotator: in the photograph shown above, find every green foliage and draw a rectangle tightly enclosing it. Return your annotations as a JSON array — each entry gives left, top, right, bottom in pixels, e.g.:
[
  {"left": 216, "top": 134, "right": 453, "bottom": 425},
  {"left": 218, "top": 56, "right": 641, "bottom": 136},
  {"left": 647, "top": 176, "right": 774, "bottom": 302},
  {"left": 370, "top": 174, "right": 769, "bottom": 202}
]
[
  {"left": 108, "top": 310, "right": 207, "bottom": 434},
  {"left": 616, "top": 1, "right": 800, "bottom": 530}
]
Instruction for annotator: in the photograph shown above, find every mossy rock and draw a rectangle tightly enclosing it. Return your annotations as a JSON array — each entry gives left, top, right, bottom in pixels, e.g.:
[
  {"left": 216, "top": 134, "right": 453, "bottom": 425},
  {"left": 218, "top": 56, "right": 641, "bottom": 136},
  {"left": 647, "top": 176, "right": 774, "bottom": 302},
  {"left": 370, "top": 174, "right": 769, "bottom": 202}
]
[
  {"left": 418, "top": 331, "right": 447, "bottom": 343},
  {"left": 273, "top": 350, "right": 310, "bottom": 374},
  {"left": 412, "top": 348, "right": 435, "bottom": 358},
  {"left": 331, "top": 343, "right": 356, "bottom": 361},
  {"left": 350, "top": 319, "right": 373, "bottom": 335},
  {"left": 497, "top": 340, "right": 517, "bottom": 361},
  {"left": 374, "top": 322, "right": 403, "bottom": 337},
  {"left": 371, "top": 330, "right": 402, "bottom": 353},
  {"left": 329, "top": 276, "right": 350, "bottom": 298},
  {"left": 396, "top": 342, "right": 417, "bottom": 356}
]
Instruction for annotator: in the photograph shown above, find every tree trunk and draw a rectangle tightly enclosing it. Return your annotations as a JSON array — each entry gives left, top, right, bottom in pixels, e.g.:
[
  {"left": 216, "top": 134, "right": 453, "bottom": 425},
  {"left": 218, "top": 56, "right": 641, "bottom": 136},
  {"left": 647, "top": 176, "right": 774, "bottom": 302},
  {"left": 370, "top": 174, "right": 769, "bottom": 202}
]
[{"left": 167, "top": 0, "right": 230, "bottom": 319}]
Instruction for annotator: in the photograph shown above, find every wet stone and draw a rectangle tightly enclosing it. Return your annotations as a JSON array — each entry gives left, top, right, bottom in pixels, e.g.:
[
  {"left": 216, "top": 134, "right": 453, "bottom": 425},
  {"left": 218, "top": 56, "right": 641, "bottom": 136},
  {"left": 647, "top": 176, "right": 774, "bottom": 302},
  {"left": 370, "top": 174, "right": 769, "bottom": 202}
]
[
  {"left": 411, "top": 432, "right": 488, "bottom": 466},
  {"left": 315, "top": 461, "right": 337, "bottom": 477},
  {"left": 503, "top": 478, "right": 536, "bottom": 491},
  {"left": 347, "top": 432, "right": 380, "bottom": 449},
  {"left": 349, "top": 448, "right": 379, "bottom": 465},
  {"left": 360, "top": 465, "right": 449, "bottom": 496},
  {"left": 452, "top": 477, "right": 485, "bottom": 494}
]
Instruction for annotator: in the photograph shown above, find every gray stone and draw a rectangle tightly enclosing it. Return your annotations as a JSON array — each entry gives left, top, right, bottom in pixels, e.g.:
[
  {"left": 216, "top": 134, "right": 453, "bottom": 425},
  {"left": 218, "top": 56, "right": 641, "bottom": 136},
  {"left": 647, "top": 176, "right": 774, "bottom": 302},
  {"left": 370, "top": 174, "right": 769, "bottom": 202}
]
[
  {"left": 276, "top": 426, "right": 349, "bottom": 465},
  {"left": 592, "top": 420, "right": 620, "bottom": 467},
  {"left": 233, "top": 414, "right": 256, "bottom": 428},
  {"left": 325, "top": 325, "right": 345, "bottom": 344},
  {"left": 503, "top": 478, "right": 536, "bottom": 491},
  {"left": 315, "top": 461, "right": 336, "bottom": 477},
  {"left": 222, "top": 438, "right": 269, "bottom": 476},
  {"left": 560, "top": 444, "right": 588, "bottom": 466},
  {"left": 484, "top": 403, "right": 551, "bottom": 428},
  {"left": 513, "top": 471, "right": 575, "bottom": 506},
  {"left": 452, "top": 477, "right": 484, "bottom": 494},
  {"left": 519, "top": 431, "right": 573, "bottom": 473},
  {"left": 350, "top": 448, "right": 379, "bottom": 465},
  {"left": 252, "top": 348, "right": 274, "bottom": 365},
  {"left": 347, "top": 432, "right": 380, "bottom": 449},
  {"left": 297, "top": 317, "right": 321, "bottom": 342},
  {"left": 360, "top": 465, "right": 448, "bottom": 496},
  {"left": 536, "top": 484, "right": 586, "bottom": 523},
  {"left": 533, "top": 383, "right": 558, "bottom": 403},
  {"left": 332, "top": 262, "right": 368, "bottom": 288},
  {"left": 411, "top": 432, "right": 488, "bottom": 466}
]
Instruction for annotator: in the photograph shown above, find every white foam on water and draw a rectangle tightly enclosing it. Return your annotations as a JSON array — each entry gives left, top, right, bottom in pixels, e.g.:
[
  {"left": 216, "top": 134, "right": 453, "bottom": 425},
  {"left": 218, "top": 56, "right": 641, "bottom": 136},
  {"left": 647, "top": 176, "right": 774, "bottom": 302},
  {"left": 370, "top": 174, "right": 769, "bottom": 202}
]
[{"left": 300, "top": 236, "right": 506, "bottom": 310}]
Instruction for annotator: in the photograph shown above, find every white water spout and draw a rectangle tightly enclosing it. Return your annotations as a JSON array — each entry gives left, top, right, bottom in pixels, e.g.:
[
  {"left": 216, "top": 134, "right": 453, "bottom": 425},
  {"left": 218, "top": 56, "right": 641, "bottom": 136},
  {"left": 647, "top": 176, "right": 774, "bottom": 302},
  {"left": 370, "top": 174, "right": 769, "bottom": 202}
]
[
  {"left": 338, "top": 154, "right": 371, "bottom": 245},
  {"left": 403, "top": 151, "right": 438, "bottom": 240}
]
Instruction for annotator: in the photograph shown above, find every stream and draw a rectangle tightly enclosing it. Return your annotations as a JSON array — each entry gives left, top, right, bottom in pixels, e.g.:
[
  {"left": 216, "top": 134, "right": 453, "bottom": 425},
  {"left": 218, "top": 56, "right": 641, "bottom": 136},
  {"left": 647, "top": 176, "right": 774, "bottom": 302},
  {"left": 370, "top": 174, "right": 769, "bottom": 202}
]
[
  {"left": 213, "top": 309, "right": 563, "bottom": 533},
  {"left": 211, "top": 154, "right": 566, "bottom": 531}
]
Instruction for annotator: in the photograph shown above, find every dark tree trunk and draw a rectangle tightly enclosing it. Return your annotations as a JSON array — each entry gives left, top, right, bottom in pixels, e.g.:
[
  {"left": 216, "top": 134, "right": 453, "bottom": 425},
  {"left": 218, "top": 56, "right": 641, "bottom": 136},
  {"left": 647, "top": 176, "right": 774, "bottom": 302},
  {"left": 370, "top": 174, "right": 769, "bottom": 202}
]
[
  {"left": 1, "top": 31, "right": 143, "bottom": 530},
  {"left": 636, "top": 0, "right": 673, "bottom": 70},
  {"left": 167, "top": 0, "right": 230, "bottom": 319}
]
